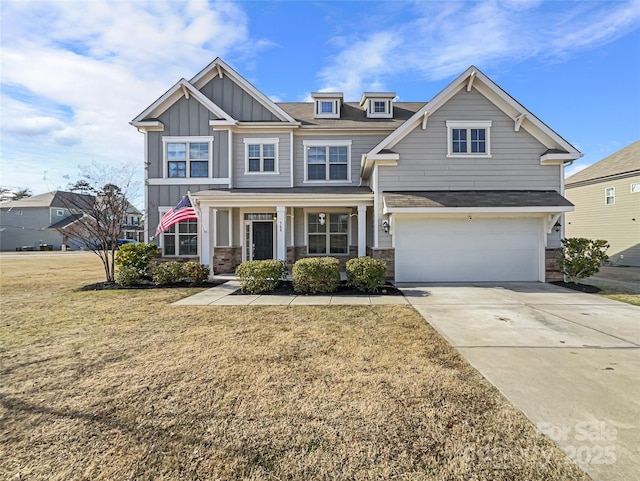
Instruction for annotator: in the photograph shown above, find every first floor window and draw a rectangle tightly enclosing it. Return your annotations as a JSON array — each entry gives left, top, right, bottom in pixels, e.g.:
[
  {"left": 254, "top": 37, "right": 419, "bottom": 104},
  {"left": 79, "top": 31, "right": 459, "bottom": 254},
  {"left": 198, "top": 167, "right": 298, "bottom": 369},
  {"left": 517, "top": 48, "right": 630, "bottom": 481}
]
[
  {"left": 163, "top": 220, "right": 198, "bottom": 256},
  {"left": 447, "top": 121, "right": 491, "bottom": 157},
  {"left": 307, "top": 213, "right": 348, "bottom": 255},
  {"left": 166, "top": 139, "right": 211, "bottom": 178},
  {"left": 306, "top": 144, "right": 349, "bottom": 181},
  {"left": 605, "top": 187, "right": 615, "bottom": 205}
]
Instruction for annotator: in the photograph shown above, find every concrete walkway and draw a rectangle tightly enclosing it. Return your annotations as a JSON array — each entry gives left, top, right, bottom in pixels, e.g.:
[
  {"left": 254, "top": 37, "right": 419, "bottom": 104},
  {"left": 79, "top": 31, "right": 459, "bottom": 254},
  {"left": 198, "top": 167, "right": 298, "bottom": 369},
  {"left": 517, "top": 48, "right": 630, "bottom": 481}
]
[
  {"left": 172, "top": 279, "right": 409, "bottom": 306},
  {"left": 401, "top": 282, "right": 640, "bottom": 481}
]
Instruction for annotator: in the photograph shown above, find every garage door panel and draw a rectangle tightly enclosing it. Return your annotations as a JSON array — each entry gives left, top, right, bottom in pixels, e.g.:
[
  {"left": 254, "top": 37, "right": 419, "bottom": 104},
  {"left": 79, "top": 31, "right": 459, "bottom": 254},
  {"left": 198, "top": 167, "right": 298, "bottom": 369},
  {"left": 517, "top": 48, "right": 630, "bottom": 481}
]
[{"left": 395, "top": 217, "right": 541, "bottom": 282}]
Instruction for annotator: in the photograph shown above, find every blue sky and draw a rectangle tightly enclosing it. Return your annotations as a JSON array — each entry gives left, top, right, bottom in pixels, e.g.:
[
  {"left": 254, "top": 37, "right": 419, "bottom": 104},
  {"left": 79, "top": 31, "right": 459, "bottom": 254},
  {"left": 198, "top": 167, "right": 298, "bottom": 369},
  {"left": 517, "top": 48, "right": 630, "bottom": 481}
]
[{"left": 1, "top": 0, "right": 639, "bottom": 207}]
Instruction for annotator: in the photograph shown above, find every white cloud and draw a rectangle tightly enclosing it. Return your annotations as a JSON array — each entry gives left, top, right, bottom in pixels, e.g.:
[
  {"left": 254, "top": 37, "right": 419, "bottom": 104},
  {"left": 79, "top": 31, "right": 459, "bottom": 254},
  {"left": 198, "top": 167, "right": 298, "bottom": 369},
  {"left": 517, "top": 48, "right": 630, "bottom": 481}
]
[
  {"left": 316, "top": 1, "right": 640, "bottom": 97},
  {"left": 565, "top": 163, "right": 589, "bottom": 178}
]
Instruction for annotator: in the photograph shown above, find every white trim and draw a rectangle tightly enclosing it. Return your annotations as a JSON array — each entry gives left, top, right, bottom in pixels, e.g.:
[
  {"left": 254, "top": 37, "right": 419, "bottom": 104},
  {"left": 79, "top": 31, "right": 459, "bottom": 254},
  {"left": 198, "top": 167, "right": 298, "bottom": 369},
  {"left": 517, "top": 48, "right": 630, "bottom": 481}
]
[
  {"left": 631, "top": 182, "right": 640, "bottom": 193},
  {"left": 303, "top": 139, "right": 352, "bottom": 183},
  {"left": 446, "top": 121, "right": 492, "bottom": 158},
  {"left": 243, "top": 138, "right": 280, "bottom": 174},
  {"left": 290, "top": 131, "right": 294, "bottom": 188},
  {"left": 357, "top": 205, "right": 367, "bottom": 257},
  {"left": 228, "top": 130, "right": 233, "bottom": 188},
  {"left": 148, "top": 178, "right": 230, "bottom": 186},
  {"left": 384, "top": 205, "right": 574, "bottom": 215},
  {"left": 540, "top": 152, "right": 582, "bottom": 164}
]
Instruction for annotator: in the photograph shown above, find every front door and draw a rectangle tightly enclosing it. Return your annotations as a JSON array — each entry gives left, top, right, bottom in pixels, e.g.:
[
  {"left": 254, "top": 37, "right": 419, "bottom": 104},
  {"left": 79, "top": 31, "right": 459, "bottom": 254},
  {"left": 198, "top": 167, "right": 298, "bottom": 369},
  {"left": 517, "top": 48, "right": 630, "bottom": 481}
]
[{"left": 252, "top": 221, "right": 273, "bottom": 260}]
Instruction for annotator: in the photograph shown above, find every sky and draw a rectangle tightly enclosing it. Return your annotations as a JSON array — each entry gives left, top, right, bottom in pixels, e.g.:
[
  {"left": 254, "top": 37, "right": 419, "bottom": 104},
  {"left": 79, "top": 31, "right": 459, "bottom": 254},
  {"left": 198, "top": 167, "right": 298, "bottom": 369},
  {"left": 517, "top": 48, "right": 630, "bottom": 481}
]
[{"left": 1, "top": 0, "right": 639, "bottom": 208}]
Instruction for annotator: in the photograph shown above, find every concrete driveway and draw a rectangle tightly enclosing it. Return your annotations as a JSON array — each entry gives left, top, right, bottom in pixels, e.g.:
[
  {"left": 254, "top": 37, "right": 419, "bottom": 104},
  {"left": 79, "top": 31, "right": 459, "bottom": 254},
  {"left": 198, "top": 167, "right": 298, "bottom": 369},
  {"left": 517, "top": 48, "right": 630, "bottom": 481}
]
[{"left": 401, "top": 282, "right": 640, "bottom": 481}]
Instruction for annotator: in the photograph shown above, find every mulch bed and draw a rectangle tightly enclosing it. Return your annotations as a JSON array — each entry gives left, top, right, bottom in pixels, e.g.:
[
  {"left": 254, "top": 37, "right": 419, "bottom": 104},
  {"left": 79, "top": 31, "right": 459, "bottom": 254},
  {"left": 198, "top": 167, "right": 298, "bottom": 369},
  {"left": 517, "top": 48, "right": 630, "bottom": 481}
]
[
  {"left": 550, "top": 281, "right": 602, "bottom": 293},
  {"left": 80, "top": 280, "right": 227, "bottom": 291},
  {"left": 231, "top": 280, "right": 403, "bottom": 296}
]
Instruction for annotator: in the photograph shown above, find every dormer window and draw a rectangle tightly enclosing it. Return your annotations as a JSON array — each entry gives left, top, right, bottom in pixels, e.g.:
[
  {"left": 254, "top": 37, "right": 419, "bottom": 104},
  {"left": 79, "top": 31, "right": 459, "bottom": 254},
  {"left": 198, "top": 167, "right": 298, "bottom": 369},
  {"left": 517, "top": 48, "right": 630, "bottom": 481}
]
[
  {"left": 360, "top": 92, "right": 395, "bottom": 119},
  {"left": 312, "top": 92, "right": 343, "bottom": 119}
]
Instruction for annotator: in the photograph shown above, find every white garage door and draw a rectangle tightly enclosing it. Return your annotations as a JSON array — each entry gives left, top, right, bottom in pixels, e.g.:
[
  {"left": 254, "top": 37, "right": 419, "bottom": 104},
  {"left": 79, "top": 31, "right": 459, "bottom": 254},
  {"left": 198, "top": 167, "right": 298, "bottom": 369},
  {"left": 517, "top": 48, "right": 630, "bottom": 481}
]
[{"left": 394, "top": 217, "right": 542, "bottom": 282}]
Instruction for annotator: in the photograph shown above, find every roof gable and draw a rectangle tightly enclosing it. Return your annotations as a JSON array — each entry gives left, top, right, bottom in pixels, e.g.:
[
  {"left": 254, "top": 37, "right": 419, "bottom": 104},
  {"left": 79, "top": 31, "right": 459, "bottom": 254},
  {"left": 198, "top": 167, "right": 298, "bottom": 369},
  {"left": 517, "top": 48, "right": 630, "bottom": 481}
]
[
  {"left": 566, "top": 141, "right": 640, "bottom": 186},
  {"left": 190, "top": 58, "right": 296, "bottom": 123},
  {"left": 366, "top": 66, "right": 581, "bottom": 165},
  {"left": 131, "top": 79, "right": 234, "bottom": 128}
]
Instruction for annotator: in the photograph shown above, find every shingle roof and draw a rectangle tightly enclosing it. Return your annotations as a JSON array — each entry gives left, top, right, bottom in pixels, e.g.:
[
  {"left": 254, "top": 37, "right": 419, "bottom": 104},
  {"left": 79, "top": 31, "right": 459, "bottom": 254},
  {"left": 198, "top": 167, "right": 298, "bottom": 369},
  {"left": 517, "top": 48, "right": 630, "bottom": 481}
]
[
  {"left": 48, "top": 213, "right": 84, "bottom": 229},
  {"left": 0, "top": 190, "right": 94, "bottom": 209},
  {"left": 276, "top": 102, "right": 425, "bottom": 129},
  {"left": 383, "top": 190, "right": 573, "bottom": 208},
  {"left": 566, "top": 141, "right": 640, "bottom": 186}
]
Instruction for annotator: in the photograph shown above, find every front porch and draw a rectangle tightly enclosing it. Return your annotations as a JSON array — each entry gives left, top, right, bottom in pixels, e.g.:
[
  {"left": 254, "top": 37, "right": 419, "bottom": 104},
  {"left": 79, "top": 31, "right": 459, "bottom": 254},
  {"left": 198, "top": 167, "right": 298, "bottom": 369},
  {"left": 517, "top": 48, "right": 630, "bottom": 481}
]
[{"left": 190, "top": 187, "right": 374, "bottom": 275}]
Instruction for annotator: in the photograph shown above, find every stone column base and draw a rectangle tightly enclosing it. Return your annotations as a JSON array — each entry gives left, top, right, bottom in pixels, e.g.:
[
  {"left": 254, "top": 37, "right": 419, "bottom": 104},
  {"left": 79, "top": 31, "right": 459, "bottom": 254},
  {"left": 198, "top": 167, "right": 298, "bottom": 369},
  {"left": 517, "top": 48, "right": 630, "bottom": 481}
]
[
  {"left": 367, "top": 247, "right": 395, "bottom": 281},
  {"left": 545, "top": 248, "right": 563, "bottom": 282},
  {"left": 212, "top": 246, "right": 242, "bottom": 274}
]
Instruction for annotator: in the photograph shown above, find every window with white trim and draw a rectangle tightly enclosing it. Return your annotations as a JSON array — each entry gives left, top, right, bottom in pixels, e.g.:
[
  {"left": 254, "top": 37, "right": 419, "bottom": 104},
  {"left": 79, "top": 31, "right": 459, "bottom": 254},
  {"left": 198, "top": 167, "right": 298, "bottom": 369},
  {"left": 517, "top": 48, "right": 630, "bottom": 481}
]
[
  {"left": 163, "top": 219, "right": 198, "bottom": 256},
  {"left": 631, "top": 183, "right": 640, "bottom": 193},
  {"left": 304, "top": 140, "right": 351, "bottom": 182},
  {"left": 446, "top": 121, "right": 492, "bottom": 157},
  {"left": 605, "top": 187, "right": 615, "bottom": 205},
  {"left": 243, "top": 138, "right": 279, "bottom": 173},
  {"left": 163, "top": 137, "right": 213, "bottom": 178},
  {"left": 307, "top": 212, "right": 348, "bottom": 255},
  {"left": 56, "top": 210, "right": 64, "bottom": 216}
]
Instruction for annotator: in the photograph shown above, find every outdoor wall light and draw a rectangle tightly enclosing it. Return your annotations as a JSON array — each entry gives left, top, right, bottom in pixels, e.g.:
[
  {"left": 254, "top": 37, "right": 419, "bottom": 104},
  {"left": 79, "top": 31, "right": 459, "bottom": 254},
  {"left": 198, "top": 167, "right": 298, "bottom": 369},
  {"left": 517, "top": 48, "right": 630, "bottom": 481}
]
[
  {"left": 382, "top": 220, "right": 390, "bottom": 233},
  {"left": 554, "top": 221, "right": 561, "bottom": 233}
]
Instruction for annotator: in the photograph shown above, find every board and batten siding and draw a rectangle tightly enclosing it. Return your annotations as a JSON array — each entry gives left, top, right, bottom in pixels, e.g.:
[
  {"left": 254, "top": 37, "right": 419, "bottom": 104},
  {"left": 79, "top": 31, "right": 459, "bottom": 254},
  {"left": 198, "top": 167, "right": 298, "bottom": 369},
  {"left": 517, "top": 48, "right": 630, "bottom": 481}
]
[
  {"left": 565, "top": 175, "right": 640, "bottom": 267},
  {"left": 293, "top": 134, "right": 387, "bottom": 187},
  {"left": 375, "top": 88, "right": 563, "bottom": 249},
  {"left": 147, "top": 96, "right": 229, "bottom": 179},
  {"left": 200, "top": 75, "right": 280, "bottom": 122},
  {"left": 233, "top": 133, "right": 291, "bottom": 188}
]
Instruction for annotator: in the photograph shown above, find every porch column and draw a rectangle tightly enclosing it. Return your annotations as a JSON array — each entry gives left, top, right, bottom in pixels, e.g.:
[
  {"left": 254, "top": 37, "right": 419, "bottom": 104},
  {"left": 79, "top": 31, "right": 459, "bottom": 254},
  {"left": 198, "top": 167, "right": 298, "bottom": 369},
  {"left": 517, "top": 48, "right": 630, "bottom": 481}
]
[
  {"left": 358, "top": 205, "right": 366, "bottom": 257},
  {"left": 276, "top": 205, "right": 286, "bottom": 261},
  {"left": 200, "top": 206, "right": 211, "bottom": 265}
]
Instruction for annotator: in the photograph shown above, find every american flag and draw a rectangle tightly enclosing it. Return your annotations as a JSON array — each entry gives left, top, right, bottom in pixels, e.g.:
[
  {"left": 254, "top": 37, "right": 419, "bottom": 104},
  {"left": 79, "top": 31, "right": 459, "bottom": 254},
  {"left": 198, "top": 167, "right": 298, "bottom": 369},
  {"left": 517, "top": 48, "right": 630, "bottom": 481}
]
[{"left": 155, "top": 195, "right": 198, "bottom": 237}]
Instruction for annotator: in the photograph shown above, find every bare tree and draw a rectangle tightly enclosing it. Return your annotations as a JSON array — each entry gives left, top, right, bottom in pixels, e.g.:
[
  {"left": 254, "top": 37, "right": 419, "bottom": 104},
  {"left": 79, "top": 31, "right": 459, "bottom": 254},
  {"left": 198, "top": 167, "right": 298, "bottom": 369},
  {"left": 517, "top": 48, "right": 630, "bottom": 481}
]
[
  {"left": 55, "top": 164, "right": 140, "bottom": 282},
  {"left": 13, "top": 188, "right": 32, "bottom": 200}
]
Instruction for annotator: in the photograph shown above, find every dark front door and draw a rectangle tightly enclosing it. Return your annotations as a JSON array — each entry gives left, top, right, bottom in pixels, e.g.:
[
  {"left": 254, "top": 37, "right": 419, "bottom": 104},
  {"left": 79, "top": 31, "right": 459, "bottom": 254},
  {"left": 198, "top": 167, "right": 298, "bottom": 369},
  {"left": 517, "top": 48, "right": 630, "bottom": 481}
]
[{"left": 252, "top": 221, "right": 273, "bottom": 260}]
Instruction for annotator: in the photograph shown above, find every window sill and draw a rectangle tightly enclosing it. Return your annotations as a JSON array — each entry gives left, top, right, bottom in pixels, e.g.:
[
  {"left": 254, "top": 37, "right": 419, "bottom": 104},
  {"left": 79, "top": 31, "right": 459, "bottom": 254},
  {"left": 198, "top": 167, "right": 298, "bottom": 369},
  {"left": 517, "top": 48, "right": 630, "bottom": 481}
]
[
  {"left": 303, "top": 180, "right": 352, "bottom": 184},
  {"left": 446, "top": 154, "right": 492, "bottom": 159},
  {"left": 244, "top": 171, "right": 280, "bottom": 175}
]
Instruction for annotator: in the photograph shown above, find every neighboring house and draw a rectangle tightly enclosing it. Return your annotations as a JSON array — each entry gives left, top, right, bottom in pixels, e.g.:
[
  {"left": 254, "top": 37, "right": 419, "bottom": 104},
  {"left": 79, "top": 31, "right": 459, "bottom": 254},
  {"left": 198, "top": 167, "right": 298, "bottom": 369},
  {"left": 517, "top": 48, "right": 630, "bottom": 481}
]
[
  {"left": 122, "top": 206, "right": 145, "bottom": 242},
  {"left": 0, "top": 191, "right": 94, "bottom": 251},
  {"left": 131, "top": 58, "right": 581, "bottom": 282},
  {"left": 565, "top": 141, "right": 640, "bottom": 267}
]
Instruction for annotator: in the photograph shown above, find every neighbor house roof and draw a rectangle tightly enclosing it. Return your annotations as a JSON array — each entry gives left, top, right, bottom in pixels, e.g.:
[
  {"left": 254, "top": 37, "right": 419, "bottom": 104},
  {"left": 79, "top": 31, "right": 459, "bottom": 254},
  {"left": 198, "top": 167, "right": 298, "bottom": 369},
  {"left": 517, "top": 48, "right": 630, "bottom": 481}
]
[
  {"left": 565, "top": 141, "right": 640, "bottom": 187},
  {"left": 0, "top": 191, "right": 94, "bottom": 210},
  {"left": 277, "top": 102, "right": 425, "bottom": 129},
  {"left": 48, "top": 213, "right": 84, "bottom": 230},
  {"left": 383, "top": 190, "right": 574, "bottom": 210}
]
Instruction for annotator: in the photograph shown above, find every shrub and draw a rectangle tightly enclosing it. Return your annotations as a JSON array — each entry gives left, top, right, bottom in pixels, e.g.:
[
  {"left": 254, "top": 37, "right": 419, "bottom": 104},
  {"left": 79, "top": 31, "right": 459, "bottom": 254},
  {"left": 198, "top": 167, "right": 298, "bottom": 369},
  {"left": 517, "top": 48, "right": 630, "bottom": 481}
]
[
  {"left": 114, "top": 265, "right": 144, "bottom": 286},
  {"left": 236, "top": 260, "right": 286, "bottom": 294},
  {"left": 292, "top": 257, "right": 340, "bottom": 294},
  {"left": 152, "top": 261, "right": 185, "bottom": 286},
  {"left": 346, "top": 256, "right": 387, "bottom": 293},
  {"left": 183, "top": 261, "right": 210, "bottom": 283},
  {"left": 558, "top": 237, "right": 609, "bottom": 283},
  {"left": 115, "top": 243, "right": 159, "bottom": 276}
]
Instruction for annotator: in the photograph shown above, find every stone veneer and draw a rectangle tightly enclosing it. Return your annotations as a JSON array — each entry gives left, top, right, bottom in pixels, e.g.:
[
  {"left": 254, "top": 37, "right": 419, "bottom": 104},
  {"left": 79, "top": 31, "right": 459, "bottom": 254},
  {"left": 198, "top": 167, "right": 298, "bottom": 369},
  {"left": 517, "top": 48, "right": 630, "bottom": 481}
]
[
  {"left": 545, "top": 248, "right": 563, "bottom": 282},
  {"left": 367, "top": 247, "right": 395, "bottom": 281},
  {"left": 211, "top": 246, "right": 242, "bottom": 274}
]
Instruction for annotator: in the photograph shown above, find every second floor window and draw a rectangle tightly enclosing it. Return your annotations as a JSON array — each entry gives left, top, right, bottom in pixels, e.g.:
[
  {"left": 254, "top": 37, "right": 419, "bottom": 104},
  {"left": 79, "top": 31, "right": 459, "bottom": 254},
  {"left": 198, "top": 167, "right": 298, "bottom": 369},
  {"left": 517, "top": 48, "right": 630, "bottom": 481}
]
[
  {"left": 304, "top": 141, "right": 351, "bottom": 182},
  {"left": 164, "top": 137, "right": 212, "bottom": 178},
  {"left": 446, "top": 121, "right": 492, "bottom": 157},
  {"left": 244, "top": 138, "right": 279, "bottom": 173},
  {"left": 605, "top": 187, "right": 615, "bottom": 205}
]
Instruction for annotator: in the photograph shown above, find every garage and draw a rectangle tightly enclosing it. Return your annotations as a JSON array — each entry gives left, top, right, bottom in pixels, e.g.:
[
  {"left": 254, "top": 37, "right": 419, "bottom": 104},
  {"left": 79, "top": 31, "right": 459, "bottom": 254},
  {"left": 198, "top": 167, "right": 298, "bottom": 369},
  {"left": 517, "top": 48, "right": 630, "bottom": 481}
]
[{"left": 393, "top": 216, "right": 543, "bottom": 282}]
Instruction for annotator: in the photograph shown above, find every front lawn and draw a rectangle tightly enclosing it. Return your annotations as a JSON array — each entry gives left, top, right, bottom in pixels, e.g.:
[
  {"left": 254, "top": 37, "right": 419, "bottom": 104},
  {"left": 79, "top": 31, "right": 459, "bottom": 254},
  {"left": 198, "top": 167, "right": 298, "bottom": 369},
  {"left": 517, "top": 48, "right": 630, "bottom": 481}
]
[{"left": 0, "top": 253, "right": 588, "bottom": 480}]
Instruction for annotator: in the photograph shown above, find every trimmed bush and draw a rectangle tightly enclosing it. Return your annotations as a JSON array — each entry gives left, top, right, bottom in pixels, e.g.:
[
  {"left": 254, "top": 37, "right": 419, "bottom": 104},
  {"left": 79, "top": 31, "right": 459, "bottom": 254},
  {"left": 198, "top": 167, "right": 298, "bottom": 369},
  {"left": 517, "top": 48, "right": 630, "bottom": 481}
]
[
  {"left": 115, "top": 243, "right": 159, "bottom": 277},
  {"left": 152, "top": 261, "right": 185, "bottom": 286},
  {"left": 558, "top": 237, "right": 609, "bottom": 283},
  {"left": 114, "top": 265, "right": 144, "bottom": 286},
  {"left": 346, "top": 256, "right": 387, "bottom": 293},
  {"left": 183, "top": 261, "right": 210, "bottom": 283},
  {"left": 292, "top": 257, "right": 340, "bottom": 294},
  {"left": 236, "top": 260, "right": 286, "bottom": 294}
]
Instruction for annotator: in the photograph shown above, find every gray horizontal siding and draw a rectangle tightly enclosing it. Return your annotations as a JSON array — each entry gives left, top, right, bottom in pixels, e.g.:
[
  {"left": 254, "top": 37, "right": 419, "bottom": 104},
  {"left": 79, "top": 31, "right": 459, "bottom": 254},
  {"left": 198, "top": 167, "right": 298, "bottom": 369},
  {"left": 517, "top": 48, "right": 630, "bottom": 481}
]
[
  {"left": 293, "top": 134, "right": 386, "bottom": 187},
  {"left": 375, "top": 88, "right": 562, "bottom": 249},
  {"left": 233, "top": 133, "right": 291, "bottom": 188},
  {"left": 200, "top": 75, "right": 279, "bottom": 122}
]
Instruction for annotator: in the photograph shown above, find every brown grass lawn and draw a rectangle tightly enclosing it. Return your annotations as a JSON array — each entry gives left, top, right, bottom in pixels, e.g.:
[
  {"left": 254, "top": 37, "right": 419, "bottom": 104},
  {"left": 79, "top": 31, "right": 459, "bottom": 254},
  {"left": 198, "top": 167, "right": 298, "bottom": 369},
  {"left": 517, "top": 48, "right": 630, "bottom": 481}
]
[{"left": 0, "top": 253, "right": 589, "bottom": 480}]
